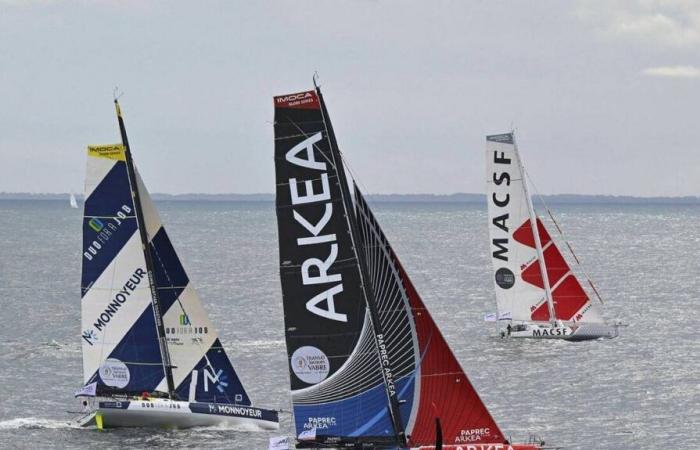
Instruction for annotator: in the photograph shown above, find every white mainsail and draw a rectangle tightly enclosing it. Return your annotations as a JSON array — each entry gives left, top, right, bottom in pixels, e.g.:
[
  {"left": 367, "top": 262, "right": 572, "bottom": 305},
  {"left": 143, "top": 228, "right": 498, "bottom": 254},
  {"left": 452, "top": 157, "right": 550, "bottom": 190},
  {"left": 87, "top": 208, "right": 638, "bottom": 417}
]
[
  {"left": 81, "top": 143, "right": 250, "bottom": 403},
  {"left": 485, "top": 133, "right": 604, "bottom": 325}
]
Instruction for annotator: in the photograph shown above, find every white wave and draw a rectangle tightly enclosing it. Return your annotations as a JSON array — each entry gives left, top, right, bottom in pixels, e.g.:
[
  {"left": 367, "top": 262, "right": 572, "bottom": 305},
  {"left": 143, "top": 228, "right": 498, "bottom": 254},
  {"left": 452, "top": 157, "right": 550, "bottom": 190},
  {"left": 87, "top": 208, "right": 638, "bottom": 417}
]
[{"left": 0, "top": 417, "right": 77, "bottom": 430}]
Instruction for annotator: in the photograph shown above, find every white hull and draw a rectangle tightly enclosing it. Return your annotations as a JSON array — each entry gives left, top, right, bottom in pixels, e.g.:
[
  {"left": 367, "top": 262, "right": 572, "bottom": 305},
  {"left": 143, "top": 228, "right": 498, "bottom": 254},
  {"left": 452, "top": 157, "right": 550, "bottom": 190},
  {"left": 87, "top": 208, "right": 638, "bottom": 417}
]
[
  {"left": 77, "top": 398, "right": 279, "bottom": 430},
  {"left": 502, "top": 323, "right": 619, "bottom": 341}
]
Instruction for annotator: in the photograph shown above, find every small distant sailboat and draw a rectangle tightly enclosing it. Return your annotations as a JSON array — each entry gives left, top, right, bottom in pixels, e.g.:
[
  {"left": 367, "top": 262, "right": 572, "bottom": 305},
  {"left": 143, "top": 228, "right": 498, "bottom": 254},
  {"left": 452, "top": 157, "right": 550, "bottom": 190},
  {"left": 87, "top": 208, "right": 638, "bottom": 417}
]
[
  {"left": 70, "top": 192, "right": 78, "bottom": 208},
  {"left": 273, "top": 85, "right": 545, "bottom": 449},
  {"left": 75, "top": 99, "right": 279, "bottom": 431},
  {"left": 485, "top": 132, "right": 620, "bottom": 340}
]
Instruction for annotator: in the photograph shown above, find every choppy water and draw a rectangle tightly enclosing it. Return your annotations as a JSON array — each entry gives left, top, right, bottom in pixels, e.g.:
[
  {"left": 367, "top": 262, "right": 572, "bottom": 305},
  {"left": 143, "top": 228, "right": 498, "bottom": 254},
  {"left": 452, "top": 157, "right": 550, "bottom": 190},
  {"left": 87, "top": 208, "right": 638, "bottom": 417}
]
[{"left": 0, "top": 199, "right": 698, "bottom": 449}]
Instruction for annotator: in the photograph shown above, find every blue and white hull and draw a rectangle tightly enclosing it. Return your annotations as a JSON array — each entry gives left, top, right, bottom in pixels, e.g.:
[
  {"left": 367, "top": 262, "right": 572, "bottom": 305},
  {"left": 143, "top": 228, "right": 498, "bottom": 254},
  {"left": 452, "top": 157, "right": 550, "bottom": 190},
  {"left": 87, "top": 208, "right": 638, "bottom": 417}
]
[{"left": 77, "top": 398, "right": 279, "bottom": 430}]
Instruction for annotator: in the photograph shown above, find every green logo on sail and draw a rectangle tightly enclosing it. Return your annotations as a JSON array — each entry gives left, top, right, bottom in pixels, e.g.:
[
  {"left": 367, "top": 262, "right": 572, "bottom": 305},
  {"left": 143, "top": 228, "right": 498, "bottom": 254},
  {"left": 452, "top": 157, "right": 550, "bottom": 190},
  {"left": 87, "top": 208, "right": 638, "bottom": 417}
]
[
  {"left": 180, "top": 314, "right": 191, "bottom": 325},
  {"left": 89, "top": 218, "right": 105, "bottom": 232}
]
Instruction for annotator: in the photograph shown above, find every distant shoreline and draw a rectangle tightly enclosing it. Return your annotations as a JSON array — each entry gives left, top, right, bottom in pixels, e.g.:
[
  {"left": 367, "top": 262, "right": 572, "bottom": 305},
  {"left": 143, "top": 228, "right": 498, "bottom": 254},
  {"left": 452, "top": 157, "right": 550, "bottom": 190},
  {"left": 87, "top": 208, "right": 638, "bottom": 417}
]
[{"left": 2, "top": 192, "right": 699, "bottom": 205}]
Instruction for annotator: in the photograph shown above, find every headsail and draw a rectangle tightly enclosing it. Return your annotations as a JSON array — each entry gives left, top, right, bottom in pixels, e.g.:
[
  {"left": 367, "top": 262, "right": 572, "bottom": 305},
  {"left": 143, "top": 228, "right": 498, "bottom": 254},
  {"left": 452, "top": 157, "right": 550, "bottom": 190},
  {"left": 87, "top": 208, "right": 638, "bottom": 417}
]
[
  {"left": 354, "top": 188, "right": 506, "bottom": 446},
  {"left": 274, "top": 88, "right": 509, "bottom": 447},
  {"left": 134, "top": 170, "right": 251, "bottom": 404},
  {"left": 81, "top": 104, "right": 251, "bottom": 404},
  {"left": 485, "top": 133, "right": 604, "bottom": 324}
]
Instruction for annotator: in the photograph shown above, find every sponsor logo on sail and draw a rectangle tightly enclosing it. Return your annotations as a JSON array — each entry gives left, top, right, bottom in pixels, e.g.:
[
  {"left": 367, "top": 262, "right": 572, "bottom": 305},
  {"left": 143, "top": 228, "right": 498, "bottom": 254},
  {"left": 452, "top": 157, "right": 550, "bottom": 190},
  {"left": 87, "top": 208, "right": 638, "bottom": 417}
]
[
  {"left": 277, "top": 92, "right": 312, "bottom": 103},
  {"left": 455, "top": 427, "right": 492, "bottom": 443},
  {"left": 376, "top": 334, "right": 396, "bottom": 396},
  {"left": 494, "top": 267, "right": 515, "bottom": 289},
  {"left": 489, "top": 146, "right": 515, "bottom": 289},
  {"left": 291, "top": 346, "right": 330, "bottom": 385},
  {"left": 303, "top": 416, "right": 336, "bottom": 431},
  {"left": 165, "top": 312, "right": 208, "bottom": 340},
  {"left": 82, "top": 267, "right": 146, "bottom": 345},
  {"left": 99, "top": 358, "right": 130, "bottom": 388},
  {"left": 88, "top": 218, "right": 105, "bottom": 232},
  {"left": 285, "top": 132, "right": 348, "bottom": 323},
  {"left": 202, "top": 366, "right": 229, "bottom": 394},
  {"left": 83, "top": 204, "right": 133, "bottom": 261},
  {"left": 275, "top": 91, "right": 318, "bottom": 108}
]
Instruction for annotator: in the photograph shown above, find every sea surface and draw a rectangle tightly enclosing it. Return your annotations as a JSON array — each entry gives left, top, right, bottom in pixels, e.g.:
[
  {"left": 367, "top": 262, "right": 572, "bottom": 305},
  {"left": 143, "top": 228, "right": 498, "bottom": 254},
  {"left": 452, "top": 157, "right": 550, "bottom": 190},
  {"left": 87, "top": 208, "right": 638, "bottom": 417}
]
[{"left": 0, "top": 199, "right": 698, "bottom": 450}]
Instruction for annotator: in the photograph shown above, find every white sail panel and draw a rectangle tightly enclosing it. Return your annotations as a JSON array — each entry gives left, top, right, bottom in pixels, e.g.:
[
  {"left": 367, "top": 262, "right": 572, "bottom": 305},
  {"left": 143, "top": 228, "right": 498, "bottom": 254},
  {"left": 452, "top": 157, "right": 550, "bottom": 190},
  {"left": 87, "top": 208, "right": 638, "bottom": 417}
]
[
  {"left": 81, "top": 233, "right": 152, "bottom": 381},
  {"left": 485, "top": 134, "right": 546, "bottom": 322}
]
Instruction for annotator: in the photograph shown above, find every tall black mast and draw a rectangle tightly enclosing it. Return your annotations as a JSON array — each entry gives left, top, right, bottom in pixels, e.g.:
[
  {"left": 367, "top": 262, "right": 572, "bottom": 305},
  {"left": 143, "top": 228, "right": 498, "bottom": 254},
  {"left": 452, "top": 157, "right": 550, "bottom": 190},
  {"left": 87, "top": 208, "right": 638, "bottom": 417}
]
[
  {"left": 114, "top": 100, "right": 177, "bottom": 399},
  {"left": 315, "top": 86, "right": 407, "bottom": 447}
]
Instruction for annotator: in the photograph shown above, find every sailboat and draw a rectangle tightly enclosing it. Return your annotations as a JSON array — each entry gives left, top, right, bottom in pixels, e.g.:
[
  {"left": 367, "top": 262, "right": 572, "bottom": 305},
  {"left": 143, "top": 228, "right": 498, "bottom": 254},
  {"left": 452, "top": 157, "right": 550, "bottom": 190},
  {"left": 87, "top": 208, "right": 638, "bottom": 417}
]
[
  {"left": 485, "top": 132, "right": 620, "bottom": 341},
  {"left": 273, "top": 85, "right": 545, "bottom": 449},
  {"left": 70, "top": 192, "right": 78, "bottom": 208},
  {"left": 75, "top": 100, "right": 279, "bottom": 431}
]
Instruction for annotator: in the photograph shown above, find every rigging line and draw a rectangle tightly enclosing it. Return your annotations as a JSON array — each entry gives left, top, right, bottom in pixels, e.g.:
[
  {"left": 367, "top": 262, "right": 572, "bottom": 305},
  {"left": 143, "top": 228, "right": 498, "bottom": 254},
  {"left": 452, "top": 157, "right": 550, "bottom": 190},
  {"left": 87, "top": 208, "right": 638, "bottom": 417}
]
[
  {"left": 284, "top": 116, "right": 339, "bottom": 172},
  {"left": 340, "top": 151, "right": 372, "bottom": 201},
  {"left": 151, "top": 240, "right": 240, "bottom": 405},
  {"left": 524, "top": 169, "right": 606, "bottom": 305}
]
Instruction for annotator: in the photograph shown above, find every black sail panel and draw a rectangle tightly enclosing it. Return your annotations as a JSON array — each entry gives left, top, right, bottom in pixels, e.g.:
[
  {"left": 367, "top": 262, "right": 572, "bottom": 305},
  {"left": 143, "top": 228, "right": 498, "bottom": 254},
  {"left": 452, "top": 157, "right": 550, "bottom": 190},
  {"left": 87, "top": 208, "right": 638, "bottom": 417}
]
[
  {"left": 274, "top": 90, "right": 366, "bottom": 386},
  {"left": 275, "top": 91, "right": 401, "bottom": 443}
]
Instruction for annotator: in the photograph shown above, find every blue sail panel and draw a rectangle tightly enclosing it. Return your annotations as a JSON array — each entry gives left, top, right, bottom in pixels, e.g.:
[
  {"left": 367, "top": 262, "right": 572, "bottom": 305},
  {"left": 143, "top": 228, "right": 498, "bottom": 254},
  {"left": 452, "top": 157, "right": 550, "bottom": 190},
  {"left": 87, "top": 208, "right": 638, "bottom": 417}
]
[
  {"left": 293, "top": 376, "right": 415, "bottom": 439},
  {"left": 86, "top": 304, "right": 165, "bottom": 395},
  {"left": 148, "top": 227, "right": 189, "bottom": 312},
  {"left": 174, "top": 338, "right": 251, "bottom": 405},
  {"left": 81, "top": 161, "right": 138, "bottom": 296}
]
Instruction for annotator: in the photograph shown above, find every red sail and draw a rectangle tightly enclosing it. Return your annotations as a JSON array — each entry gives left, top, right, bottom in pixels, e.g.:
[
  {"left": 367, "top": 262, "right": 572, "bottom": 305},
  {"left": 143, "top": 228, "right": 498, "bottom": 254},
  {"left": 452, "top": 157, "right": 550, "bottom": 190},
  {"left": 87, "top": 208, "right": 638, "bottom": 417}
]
[
  {"left": 393, "top": 255, "right": 506, "bottom": 447},
  {"left": 513, "top": 218, "right": 589, "bottom": 321}
]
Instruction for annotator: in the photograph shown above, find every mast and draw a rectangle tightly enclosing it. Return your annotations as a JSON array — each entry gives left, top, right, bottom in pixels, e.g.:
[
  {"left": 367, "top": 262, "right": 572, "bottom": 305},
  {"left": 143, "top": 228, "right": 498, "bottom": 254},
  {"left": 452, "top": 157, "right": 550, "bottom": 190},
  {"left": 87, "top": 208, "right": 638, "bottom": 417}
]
[
  {"left": 315, "top": 85, "right": 407, "bottom": 447},
  {"left": 114, "top": 99, "right": 177, "bottom": 398},
  {"left": 512, "top": 133, "right": 557, "bottom": 326}
]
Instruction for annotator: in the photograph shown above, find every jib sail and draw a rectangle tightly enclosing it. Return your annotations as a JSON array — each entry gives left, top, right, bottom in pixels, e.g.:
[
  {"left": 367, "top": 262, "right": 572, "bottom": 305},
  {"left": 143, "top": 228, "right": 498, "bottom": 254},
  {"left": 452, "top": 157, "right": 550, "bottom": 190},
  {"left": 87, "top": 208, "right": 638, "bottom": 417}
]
[
  {"left": 354, "top": 187, "right": 506, "bottom": 446},
  {"left": 485, "top": 132, "right": 604, "bottom": 324}
]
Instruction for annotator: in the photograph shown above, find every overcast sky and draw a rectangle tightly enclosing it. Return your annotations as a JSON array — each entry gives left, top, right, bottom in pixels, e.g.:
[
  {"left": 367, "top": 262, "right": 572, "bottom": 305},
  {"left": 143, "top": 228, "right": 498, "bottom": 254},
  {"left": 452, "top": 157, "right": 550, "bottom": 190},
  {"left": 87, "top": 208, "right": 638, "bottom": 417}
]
[{"left": 1, "top": 1, "right": 698, "bottom": 196}]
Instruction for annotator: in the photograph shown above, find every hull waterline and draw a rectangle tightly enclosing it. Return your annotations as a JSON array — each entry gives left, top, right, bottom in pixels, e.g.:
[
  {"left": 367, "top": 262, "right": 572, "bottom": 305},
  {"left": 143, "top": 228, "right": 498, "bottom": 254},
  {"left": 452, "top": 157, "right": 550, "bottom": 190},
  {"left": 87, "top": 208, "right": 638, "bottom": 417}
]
[
  {"left": 77, "top": 398, "right": 279, "bottom": 430},
  {"left": 415, "top": 445, "right": 542, "bottom": 450},
  {"left": 503, "top": 323, "right": 620, "bottom": 341}
]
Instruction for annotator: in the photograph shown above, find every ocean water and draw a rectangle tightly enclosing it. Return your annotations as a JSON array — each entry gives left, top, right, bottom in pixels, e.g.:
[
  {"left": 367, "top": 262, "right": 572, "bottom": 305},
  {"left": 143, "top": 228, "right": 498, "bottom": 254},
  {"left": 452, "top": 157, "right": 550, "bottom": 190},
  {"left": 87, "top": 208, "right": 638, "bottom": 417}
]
[{"left": 0, "top": 199, "right": 698, "bottom": 450}]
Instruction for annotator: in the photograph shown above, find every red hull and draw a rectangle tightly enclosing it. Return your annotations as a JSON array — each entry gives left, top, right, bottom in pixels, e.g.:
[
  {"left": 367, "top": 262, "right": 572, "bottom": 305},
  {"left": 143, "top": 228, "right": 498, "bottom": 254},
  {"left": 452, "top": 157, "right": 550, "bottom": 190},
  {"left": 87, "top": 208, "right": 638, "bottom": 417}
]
[{"left": 416, "top": 445, "right": 541, "bottom": 450}]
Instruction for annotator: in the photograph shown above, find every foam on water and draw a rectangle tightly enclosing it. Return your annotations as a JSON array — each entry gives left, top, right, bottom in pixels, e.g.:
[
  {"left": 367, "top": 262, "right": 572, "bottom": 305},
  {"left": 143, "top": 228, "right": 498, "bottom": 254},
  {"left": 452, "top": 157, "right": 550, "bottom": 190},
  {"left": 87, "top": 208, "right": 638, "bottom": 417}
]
[{"left": 0, "top": 418, "right": 77, "bottom": 430}]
